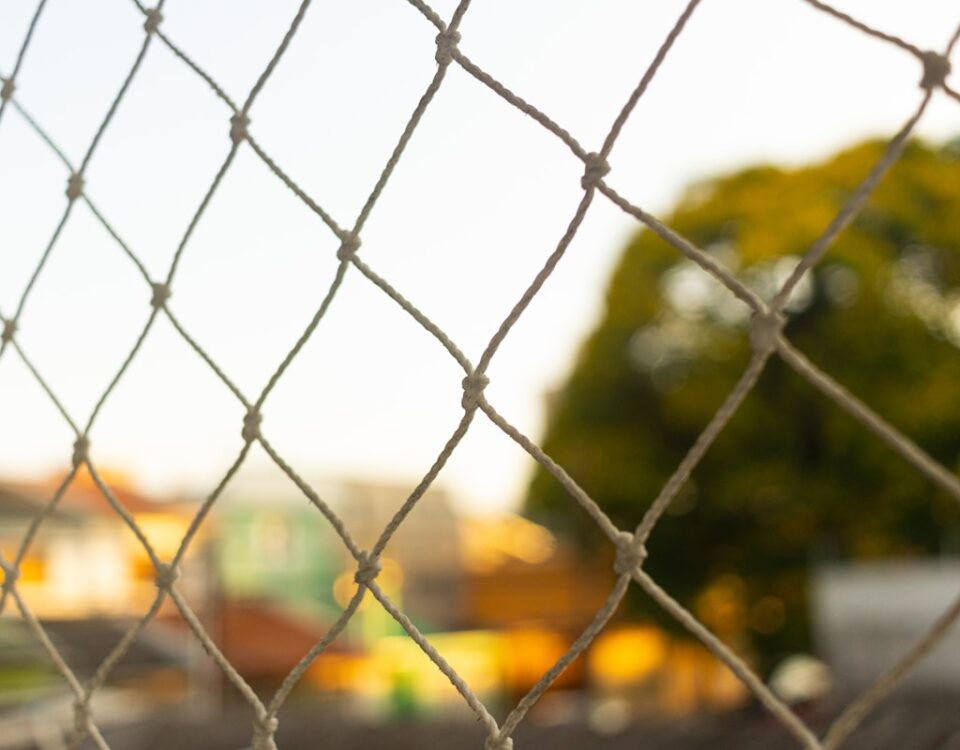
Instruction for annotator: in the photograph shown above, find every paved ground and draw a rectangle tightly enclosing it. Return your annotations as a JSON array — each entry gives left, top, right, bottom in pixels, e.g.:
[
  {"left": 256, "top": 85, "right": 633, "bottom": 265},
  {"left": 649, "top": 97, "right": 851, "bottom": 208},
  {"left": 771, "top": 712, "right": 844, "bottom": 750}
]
[{"left": 64, "top": 694, "right": 960, "bottom": 750}]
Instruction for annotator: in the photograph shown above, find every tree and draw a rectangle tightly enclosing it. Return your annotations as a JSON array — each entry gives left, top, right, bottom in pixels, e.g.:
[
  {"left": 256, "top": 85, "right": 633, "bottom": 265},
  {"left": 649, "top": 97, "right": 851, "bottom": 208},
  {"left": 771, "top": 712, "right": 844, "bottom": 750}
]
[{"left": 524, "top": 139, "right": 960, "bottom": 673}]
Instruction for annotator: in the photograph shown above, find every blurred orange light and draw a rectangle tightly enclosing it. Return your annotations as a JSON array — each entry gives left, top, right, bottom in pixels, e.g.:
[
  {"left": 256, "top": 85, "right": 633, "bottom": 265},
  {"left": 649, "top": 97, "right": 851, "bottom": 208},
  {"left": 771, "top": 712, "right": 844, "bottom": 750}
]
[
  {"left": 503, "top": 627, "right": 569, "bottom": 688},
  {"left": 589, "top": 626, "right": 666, "bottom": 687}
]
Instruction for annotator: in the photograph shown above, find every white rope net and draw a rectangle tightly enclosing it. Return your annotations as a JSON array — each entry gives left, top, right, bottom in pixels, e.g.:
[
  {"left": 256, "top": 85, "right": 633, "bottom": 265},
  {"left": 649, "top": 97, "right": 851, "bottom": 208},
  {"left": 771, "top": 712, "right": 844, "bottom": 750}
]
[{"left": 0, "top": 1, "right": 958, "bottom": 749}]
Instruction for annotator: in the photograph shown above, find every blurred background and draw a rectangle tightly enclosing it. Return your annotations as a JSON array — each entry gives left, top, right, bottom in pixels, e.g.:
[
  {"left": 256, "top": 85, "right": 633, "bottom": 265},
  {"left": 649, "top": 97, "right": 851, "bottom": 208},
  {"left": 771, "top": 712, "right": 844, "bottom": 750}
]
[{"left": 1, "top": 1, "right": 960, "bottom": 748}]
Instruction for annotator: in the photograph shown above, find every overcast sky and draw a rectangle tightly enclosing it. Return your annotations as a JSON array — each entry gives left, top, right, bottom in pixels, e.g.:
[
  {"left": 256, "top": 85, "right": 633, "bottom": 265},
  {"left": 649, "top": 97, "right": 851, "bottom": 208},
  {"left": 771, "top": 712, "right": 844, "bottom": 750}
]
[{"left": 1, "top": 0, "right": 958, "bottom": 514}]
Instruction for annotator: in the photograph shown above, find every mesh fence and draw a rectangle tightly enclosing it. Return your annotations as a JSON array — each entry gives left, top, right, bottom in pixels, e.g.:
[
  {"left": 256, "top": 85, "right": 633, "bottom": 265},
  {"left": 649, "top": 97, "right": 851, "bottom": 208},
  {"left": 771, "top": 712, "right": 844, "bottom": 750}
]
[{"left": 1, "top": 1, "right": 959, "bottom": 749}]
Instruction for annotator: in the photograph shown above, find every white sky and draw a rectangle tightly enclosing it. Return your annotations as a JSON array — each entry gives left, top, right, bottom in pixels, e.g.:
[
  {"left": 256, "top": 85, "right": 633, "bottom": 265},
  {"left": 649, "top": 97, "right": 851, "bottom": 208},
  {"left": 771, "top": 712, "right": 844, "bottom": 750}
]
[{"left": 0, "top": 0, "right": 958, "bottom": 514}]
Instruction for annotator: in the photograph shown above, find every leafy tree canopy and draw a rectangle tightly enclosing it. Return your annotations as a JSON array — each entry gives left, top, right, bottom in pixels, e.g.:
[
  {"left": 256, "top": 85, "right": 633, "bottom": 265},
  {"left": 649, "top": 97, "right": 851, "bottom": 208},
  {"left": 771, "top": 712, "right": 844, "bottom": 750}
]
[{"left": 524, "top": 139, "right": 960, "bottom": 671}]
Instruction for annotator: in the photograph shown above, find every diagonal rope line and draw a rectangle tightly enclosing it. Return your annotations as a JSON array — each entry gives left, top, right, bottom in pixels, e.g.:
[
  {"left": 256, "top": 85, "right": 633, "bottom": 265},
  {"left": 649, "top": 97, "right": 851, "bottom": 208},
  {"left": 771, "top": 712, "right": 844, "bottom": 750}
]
[
  {"left": 597, "top": 181, "right": 765, "bottom": 310},
  {"left": 9, "top": 339, "right": 82, "bottom": 435},
  {"left": 366, "top": 578, "right": 500, "bottom": 735},
  {"left": 78, "top": 5, "right": 168, "bottom": 175},
  {"left": 634, "top": 351, "right": 772, "bottom": 543},
  {"left": 799, "top": 0, "right": 924, "bottom": 57},
  {"left": 0, "top": 0, "right": 51, "bottom": 128},
  {"left": 822, "top": 590, "right": 960, "bottom": 750},
  {"left": 772, "top": 91, "right": 934, "bottom": 308},
  {"left": 1, "top": 555, "right": 110, "bottom": 750},
  {"left": 634, "top": 567, "right": 823, "bottom": 749},
  {"left": 167, "top": 585, "right": 269, "bottom": 719},
  {"left": 265, "top": 587, "right": 367, "bottom": 718},
  {"left": 777, "top": 339, "right": 960, "bottom": 503},
  {"left": 451, "top": 52, "right": 588, "bottom": 161},
  {"left": 3, "top": 91, "right": 73, "bottom": 168},
  {"left": 599, "top": 0, "right": 703, "bottom": 160},
  {"left": 479, "top": 400, "right": 622, "bottom": 543},
  {"left": 496, "top": 574, "right": 632, "bottom": 743}
]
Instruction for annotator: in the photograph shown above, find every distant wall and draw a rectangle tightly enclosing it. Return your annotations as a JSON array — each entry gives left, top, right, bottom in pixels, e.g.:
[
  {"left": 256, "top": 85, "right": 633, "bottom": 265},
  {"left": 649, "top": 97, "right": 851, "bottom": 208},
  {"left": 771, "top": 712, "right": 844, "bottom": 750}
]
[{"left": 812, "top": 560, "right": 960, "bottom": 694}]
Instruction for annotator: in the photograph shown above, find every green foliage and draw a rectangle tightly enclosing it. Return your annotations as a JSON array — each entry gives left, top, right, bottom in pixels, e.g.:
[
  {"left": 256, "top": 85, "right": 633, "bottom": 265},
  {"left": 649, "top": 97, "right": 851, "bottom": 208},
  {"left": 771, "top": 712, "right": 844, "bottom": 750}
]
[{"left": 524, "top": 140, "right": 960, "bottom": 672}]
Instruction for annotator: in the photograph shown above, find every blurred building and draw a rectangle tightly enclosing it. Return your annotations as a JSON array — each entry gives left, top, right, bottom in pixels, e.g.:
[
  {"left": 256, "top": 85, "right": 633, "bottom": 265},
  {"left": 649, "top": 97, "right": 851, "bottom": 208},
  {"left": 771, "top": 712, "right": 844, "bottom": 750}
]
[
  {"left": 212, "top": 477, "right": 463, "bottom": 691},
  {"left": 336, "top": 480, "right": 463, "bottom": 631},
  {"left": 216, "top": 481, "right": 342, "bottom": 619},
  {"left": 0, "top": 470, "right": 211, "bottom": 744},
  {"left": 0, "top": 469, "right": 204, "bottom": 618},
  {"left": 210, "top": 474, "right": 755, "bottom": 717},
  {"left": 461, "top": 514, "right": 608, "bottom": 629},
  {"left": 213, "top": 476, "right": 625, "bottom": 712},
  {"left": 0, "top": 468, "right": 763, "bottom": 721},
  {"left": 216, "top": 477, "right": 463, "bottom": 625}
]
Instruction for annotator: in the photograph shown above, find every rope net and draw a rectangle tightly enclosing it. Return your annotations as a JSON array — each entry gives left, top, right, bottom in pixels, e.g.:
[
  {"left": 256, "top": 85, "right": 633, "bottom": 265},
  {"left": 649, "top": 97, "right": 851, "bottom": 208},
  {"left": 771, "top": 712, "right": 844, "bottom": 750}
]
[{"left": 0, "top": 1, "right": 958, "bottom": 749}]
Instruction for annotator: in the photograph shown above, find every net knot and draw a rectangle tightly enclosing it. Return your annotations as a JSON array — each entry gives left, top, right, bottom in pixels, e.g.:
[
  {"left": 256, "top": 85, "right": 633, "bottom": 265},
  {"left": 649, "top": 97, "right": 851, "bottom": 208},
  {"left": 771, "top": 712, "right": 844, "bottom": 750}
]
[
  {"left": 0, "top": 77, "right": 15, "bottom": 102},
  {"left": 252, "top": 715, "right": 279, "bottom": 750},
  {"left": 581, "top": 152, "right": 610, "bottom": 190},
  {"left": 66, "top": 172, "right": 85, "bottom": 202},
  {"left": 230, "top": 112, "right": 250, "bottom": 144},
  {"left": 154, "top": 562, "right": 181, "bottom": 590},
  {"left": 484, "top": 735, "right": 513, "bottom": 750},
  {"left": 150, "top": 282, "right": 171, "bottom": 309},
  {"left": 143, "top": 8, "right": 163, "bottom": 35},
  {"left": 919, "top": 50, "right": 951, "bottom": 90},
  {"left": 461, "top": 371, "right": 489, "bottom": 410},
  {"left": 354, "top": 551, "right": 382, "bottom": 585},
  {"left": 1, "top": 318, "right": 17, "bottom": 344},
  {"left": 749, "top": 309, "right": 784, "bottom": 353},
  {"left": 72, "top": 699, "right": 90, "bottom": 734},
  {"left": 242, "top": 408, "right": 262, "bottom": 443},
  {"left": 613, "top": 531, "right": 647, "bottom": 575},
  {"left": 1, "top": 566, "right": 19, "bottom": 594},
  {"left": 72, "top": 435, "right": 90, "bottom": 467},
  {"left": 435, "top": 29, "right": 461, "bottom": 66},
  {"left": 336, "top": 232, "right": 361, "bottom": 262}
]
